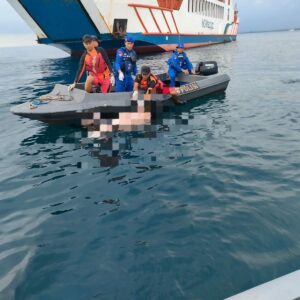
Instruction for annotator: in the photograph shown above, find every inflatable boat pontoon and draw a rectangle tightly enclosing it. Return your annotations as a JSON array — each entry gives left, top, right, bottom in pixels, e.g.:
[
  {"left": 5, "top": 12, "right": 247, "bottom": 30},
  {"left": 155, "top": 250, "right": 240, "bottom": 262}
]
[{"left": 11, "top": 72, "right": 230, "bottom": 124}]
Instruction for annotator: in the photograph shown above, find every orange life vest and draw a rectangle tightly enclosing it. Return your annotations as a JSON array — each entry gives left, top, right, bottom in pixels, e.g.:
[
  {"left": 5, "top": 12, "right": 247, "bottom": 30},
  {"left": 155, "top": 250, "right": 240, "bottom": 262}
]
[
  {"left": 137, "top": 73, "right": 164, "bottom": 91},
  {"left": 85, "top": 50, "right": 110, "bottom": 80}
]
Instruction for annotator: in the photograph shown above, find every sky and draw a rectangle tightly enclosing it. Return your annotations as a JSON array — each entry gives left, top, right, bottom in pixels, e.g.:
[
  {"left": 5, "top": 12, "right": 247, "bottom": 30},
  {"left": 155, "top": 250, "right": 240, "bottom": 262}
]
[
  {"left": 237, "top": 0, "right": 300, "bottom": 32},
  {"left": 0, "top": 0, "right": 299, "bottom": 35}
]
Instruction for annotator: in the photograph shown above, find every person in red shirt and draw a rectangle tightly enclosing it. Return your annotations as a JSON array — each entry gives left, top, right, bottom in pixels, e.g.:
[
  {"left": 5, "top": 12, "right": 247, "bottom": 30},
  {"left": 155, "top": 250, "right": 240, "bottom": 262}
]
[{"left": 69, "top": 34, "right": 114, "bottom": 93}]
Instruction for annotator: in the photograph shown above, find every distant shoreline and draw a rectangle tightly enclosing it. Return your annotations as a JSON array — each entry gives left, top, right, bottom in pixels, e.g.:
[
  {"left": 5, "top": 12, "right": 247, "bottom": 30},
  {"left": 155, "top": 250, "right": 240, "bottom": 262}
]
[
  {"left": 1, "top": 28, "right": 299, "bottom": 48},
  {"left": 239, "top": 28, "right": 300, "bottom": 34},
  {"left": 0, "top": 33, "right": 37, "bottom": 48}
]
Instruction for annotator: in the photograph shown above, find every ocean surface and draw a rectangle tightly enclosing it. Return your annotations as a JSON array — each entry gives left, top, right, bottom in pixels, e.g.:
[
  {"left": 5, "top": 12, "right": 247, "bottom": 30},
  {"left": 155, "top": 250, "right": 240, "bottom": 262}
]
[{"left": 0, "top": 31, "right": 300, "bottom": 300}]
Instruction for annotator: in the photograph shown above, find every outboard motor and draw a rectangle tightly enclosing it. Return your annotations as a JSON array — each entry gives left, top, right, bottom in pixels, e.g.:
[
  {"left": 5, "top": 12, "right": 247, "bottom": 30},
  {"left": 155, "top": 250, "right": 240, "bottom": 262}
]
[{"left": 195, "top": 61, "right": 218, "bottom": 76}]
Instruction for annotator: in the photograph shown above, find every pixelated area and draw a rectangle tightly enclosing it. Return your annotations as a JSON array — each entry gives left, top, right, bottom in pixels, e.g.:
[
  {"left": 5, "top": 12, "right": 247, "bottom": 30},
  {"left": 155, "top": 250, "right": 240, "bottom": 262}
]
[{"left": 77, "top": 93, "right": 227, "bottom": 167}]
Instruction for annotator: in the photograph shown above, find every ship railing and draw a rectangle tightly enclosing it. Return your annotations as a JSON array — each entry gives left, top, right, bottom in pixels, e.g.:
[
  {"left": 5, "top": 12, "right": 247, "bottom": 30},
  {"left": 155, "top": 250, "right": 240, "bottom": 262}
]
[{"left": 128, "top": 4, "right": 179, "bottom": 35}]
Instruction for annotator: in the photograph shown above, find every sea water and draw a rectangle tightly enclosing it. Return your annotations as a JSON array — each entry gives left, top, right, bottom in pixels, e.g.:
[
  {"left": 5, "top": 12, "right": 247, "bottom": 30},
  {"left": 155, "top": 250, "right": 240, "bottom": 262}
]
[{"left": 0, "top": 31, "right": 300, "bottom": 300}]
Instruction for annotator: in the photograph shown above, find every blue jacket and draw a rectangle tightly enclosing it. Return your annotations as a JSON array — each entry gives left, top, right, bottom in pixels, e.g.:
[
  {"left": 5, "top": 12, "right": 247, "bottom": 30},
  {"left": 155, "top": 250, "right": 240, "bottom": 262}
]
[
  {"left": 114, "top": 47, "right": 138, "bottom": 75},
  {"left": 167, "top": 50, "right": 193, "bottom": 73}
]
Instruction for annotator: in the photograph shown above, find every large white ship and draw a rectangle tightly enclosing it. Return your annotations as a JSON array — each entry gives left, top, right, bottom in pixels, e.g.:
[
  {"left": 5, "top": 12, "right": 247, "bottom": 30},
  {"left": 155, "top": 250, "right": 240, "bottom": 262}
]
[{"left": 7, "top": 0, "right": 239, "bottom": 56}]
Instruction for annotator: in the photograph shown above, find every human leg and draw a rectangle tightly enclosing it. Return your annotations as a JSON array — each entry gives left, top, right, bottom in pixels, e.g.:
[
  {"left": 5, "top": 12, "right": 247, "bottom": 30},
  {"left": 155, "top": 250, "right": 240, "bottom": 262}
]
[
  {"left": 124, "top": 74, "right": 134, "bottom": 92},
  {"left": 100, "top": 78, "right": 111, "bottom": 93},
  {"left": 115, "top": 74, "right": 125, "bottom": 92},
  {"left": 168, "top": 69, "right": 176, "bottom": 87},
  {"left": 85, "top": 75, "right": 94, "bottom": 93}
]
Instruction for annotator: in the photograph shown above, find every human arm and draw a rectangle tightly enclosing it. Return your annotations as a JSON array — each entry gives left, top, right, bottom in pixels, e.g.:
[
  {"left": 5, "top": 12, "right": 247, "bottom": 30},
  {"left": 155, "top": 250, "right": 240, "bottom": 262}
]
[
  {"left": 132, "top": 82, "right": 139, "bottom": 100},
  {"left": 74, "top": 52, "right": 86, "bottom": 83},
  {"left": 184, "top": 53, "right": 194, "bottom": 73},
  {"left": 69, "top": 52, "right": 86, "bottom": 91},
  {"left": 167, "top": 54, "right": 183, "bottom": 73},
  {"left": 133, "top": 82, "right": 139, "bottom": 92},
  {"left": 98, "top": 47, "right": 113, "bottom": 73},
  {"left": 114, "top": 49, "right": 124, "bottom": 74},
  {"left": 148, "top": 78, "right": 157, "bottom": 89}
]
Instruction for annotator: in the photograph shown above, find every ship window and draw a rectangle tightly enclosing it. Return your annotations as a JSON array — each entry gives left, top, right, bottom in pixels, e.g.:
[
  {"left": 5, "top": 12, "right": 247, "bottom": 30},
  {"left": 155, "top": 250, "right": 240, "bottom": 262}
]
[
  {"left": 113, "top": 19, "right": 127, "bottom": 38},
  {"left": 199, "top": 0, "right": 201, "bottom": 13}
]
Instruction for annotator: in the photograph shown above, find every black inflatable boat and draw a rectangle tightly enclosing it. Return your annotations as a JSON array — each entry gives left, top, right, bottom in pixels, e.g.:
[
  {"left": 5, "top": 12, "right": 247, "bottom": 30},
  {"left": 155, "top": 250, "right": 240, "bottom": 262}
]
[{"left": 11, "top": 71, "right": 230, "bottom": 124}]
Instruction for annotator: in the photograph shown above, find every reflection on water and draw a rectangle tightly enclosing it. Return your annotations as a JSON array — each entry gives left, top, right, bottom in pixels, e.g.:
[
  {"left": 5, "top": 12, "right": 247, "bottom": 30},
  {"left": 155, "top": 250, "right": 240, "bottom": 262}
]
[
  {"left": 19, "top": 92, "right": 226, "bottom": 168},
  {"left": 1, "top": 31, "right": 300, "bottom": 300}
]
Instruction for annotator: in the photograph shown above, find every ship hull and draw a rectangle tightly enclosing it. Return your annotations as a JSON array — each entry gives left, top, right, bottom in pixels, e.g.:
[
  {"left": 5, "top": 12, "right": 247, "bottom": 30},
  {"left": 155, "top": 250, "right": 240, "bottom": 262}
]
[
  {"left": 7, "top": 0, "right": 239, "bottom": 56},
  {"left": 40, "top": 33, "right": 237, "bottom": 57}
]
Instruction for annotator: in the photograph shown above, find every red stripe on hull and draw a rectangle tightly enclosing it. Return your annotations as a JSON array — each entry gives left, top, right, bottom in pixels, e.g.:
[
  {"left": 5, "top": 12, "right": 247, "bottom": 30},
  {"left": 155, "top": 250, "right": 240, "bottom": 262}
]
[{"left": 104, "top": 41, "right": 226, "bottom": 56}]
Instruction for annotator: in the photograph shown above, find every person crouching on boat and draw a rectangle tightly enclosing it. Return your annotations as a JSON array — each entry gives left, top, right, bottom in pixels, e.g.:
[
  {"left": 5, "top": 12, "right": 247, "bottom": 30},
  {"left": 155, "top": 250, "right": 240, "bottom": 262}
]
[
  {"left": 167, "top": 43, "right": 195, "bottom": 87},
  {"left": 132, "top": 66, "right": 164, "bottom": 100},
  {"left": 114, "top": 35, "right": 138, "bottom": 92},
  {"left": 69, "top": 34, "right": 115, "bottom": 93}
]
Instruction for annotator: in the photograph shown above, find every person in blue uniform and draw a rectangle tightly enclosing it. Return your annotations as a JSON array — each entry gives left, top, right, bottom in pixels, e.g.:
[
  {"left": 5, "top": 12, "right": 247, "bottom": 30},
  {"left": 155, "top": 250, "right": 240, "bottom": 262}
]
[
  {"left": 167, "top": 43, "right": 195, "bottom": 87},
  {"left": 114, "top": 35, "right": 138, "bottom": 92}
]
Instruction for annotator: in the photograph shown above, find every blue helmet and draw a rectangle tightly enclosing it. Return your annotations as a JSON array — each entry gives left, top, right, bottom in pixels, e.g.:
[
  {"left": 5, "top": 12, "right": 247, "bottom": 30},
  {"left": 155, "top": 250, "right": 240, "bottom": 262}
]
[
  {"left": 125, "top": 35, "right": 135, "bottom": 43},
  {"left": 176, "top": 43, "right": 185, "bottom": 49}
]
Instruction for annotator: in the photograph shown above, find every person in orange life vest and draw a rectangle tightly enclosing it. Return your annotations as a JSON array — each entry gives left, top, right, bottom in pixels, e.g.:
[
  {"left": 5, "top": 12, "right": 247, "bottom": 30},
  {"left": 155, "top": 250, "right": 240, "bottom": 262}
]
[
  {"left": 132, "top": 66, "right": 164, "bottom": 100},
  {"left": 69, "top": 34, "right": 115, "bottom": 93}
]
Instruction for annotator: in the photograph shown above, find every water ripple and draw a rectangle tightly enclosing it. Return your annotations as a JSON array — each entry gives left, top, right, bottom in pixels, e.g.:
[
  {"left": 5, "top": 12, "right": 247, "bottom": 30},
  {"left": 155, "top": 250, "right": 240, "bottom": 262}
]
[{"left": 1, "top": 32, "right": 300, "bottom": 299}]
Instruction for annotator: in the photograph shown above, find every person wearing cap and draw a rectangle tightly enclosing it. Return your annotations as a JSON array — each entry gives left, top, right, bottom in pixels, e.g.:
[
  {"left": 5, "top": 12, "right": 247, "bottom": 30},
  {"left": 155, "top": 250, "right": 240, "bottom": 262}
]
[
  {"left": 69, "top": 34, "right": 115, "bottom": 93},
  {"left": 132, "top": 66, "right": 164, "bottom": 100},
  {"left": 91, "top": 35, "right": 99, "bottom": 48},
  {"left": 114, "top": 35, "right": 138, "bottom": 92},
  {"left": 167, "top": 43, "right": 195, "bottom": 87}
]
